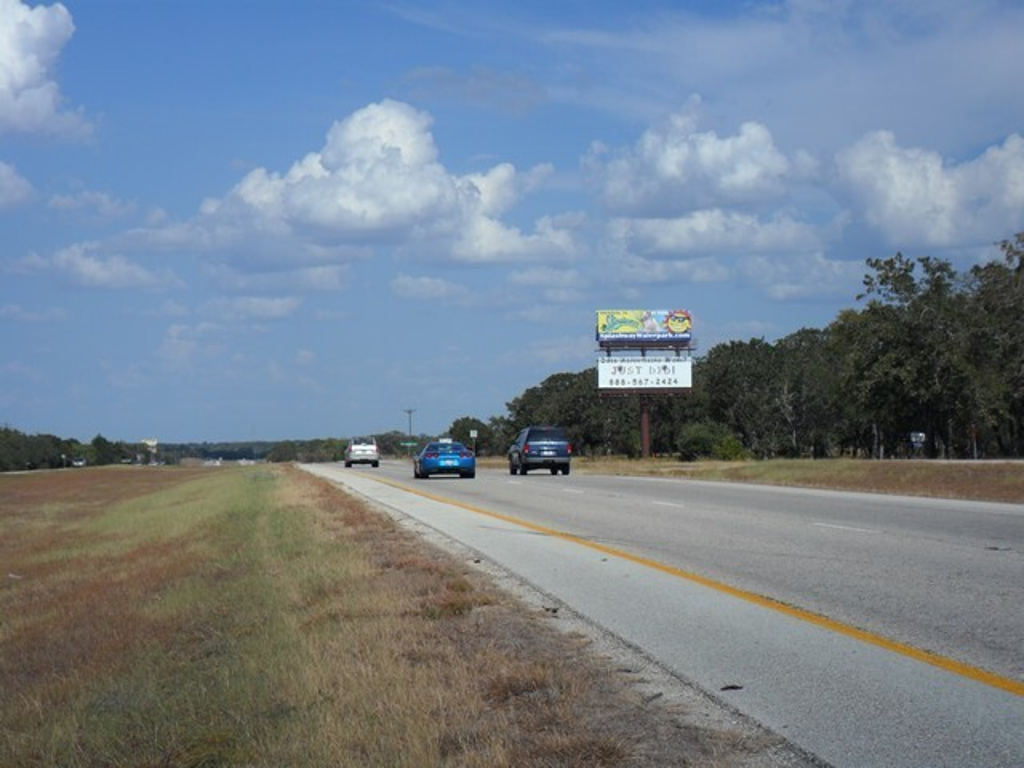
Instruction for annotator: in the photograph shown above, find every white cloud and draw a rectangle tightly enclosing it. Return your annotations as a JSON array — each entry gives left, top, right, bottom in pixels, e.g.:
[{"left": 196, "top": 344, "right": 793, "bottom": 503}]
[
  {"left": 206, "top": 263, "right": 350, "bottom": 293},
  {"left": 608, "top": 209, "right": 822, "bottom": 256},
  {"left": 390, "top": 273, "right": 466, "bottom": 300},
  {"left": 588, "top": 99, "right": 816, "bottom": 215},
  {"left": 204, "top": 100, "right": 458, "bottom": 236},
  {"left": 15, "top": 242, "right": 182, "bottom": 290},
  {"left": 0, "top": 0, "right": 90, "bottom": 137},
  {"left": 506, "top": 266, "right": 581, "bottom": 288},
  {"left": 544, "top": 2, "right": 1024, "bottom": 156},
  {"left": 49, "top": 189, "right": 136, "bottom": 219},
  {"left": 610, "top": 253, "right": 731, "bottom": 286},
  {"left": 206, "top": 296, "right": 301, "bottom": 321},
  {"left": 836, "top": 131, "right": 1024, "bottom": 246},
  {"left": 156, "top": 321, "right": 227, "bottom": 370},
  {"left": 194, "top": 100, "right": 576, "bottom": 265},
  {"left": 738, "top": 251, "right": 863, "bottom": 301},
  {"left": 0, "top": 161, "right": 32, "bottom": 206}
]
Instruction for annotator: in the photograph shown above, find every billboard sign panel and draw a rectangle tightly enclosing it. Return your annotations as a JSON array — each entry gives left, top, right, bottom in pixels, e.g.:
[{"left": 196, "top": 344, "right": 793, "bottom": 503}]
[
  {"left": 597, "top": 357, "right": 692, "bottom": 391},
  {"left": 596, "top": 309, "right": 692, "bottom": 345}
]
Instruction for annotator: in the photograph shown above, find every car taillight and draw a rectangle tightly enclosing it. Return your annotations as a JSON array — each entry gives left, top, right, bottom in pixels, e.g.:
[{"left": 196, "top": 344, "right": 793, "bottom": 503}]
[
  {"left": 460, "top": 450, "right": 473, "bottom": 458},
  {"left": 426, "top": 451, "right": 438, "bottom": 458},
  {"left": 523, "top": 443, "right": 531, "bottom": 454},
  {"left": 568, "top": 444, "right": 573, "bottom": 454}
]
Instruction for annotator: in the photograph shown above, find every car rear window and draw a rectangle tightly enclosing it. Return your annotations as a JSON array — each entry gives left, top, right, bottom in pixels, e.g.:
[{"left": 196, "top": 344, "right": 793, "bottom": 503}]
[
  {"left": 529, "top": 428, "right": 566, "bottom": 441},
  {"left": 429, "top": 442, "right": 466, "bottom": 453}
]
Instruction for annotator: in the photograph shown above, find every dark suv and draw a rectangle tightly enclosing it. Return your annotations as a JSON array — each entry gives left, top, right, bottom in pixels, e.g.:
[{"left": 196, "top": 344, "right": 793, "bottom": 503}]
[{"left": 508, "top": 426, "right": 572, "bottom": 475}]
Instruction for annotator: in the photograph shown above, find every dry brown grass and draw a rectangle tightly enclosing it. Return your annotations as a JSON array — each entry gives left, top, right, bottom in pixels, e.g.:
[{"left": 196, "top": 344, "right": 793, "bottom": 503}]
[
  {"left": 551, "top": 456, "right": 1024, "bottom": 503},
  {"left": 1, "top": 465, "right": 781, "bottom": 767}
]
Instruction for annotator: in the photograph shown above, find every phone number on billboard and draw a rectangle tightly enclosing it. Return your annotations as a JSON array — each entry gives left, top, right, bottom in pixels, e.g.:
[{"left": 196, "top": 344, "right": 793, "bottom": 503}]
[{"left": 605, "top": 377, "right": 686, "bottom": 387}]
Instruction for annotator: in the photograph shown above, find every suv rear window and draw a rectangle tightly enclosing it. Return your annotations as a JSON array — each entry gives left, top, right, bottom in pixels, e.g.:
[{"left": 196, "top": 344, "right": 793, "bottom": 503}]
[{"left": 528, "top": 427, "right": 566, "bottom": 441}]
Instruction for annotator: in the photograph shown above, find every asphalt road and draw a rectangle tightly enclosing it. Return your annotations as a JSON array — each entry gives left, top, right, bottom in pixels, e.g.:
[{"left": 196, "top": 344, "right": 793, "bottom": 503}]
[{"left": 302, "top": 460, "right": 1024, "bottom": 768}]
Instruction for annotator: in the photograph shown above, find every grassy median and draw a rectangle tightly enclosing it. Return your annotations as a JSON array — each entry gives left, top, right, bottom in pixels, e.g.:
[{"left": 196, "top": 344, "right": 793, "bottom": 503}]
[{"left": 1, "top": 464, "right": 770, "bottom": 767}]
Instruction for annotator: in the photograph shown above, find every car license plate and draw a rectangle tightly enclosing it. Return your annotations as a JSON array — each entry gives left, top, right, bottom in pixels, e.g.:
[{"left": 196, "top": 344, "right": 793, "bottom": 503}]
[
  {"left": 541, "top": 450, "right": 554, "bottom": 456},
  {"left": 442, "top": 459, "right": 456, "bottom": 466}
]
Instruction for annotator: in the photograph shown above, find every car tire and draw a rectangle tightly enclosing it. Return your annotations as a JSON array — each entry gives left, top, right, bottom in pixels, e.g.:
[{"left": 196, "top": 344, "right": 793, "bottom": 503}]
[
  {"left": 344, "top": 461, "right": 352, "bottom": 468},
  {"left": 563, "top": 465, "right": 571, "bottom": 476},
  {"left": 508, "top": 459, "right": 517, "bottom": 475},
  {"left": 550, "top": 468, "right": 558, "bottom": 475},
  {"left": 462, "top": 470, "right": 476, "bottom": 479},
  {"left": 519, "top": 464, "right": 528, "bottom": 475},
  {"left": 372, "top": 461, "right": 379, "bottom": 468}
]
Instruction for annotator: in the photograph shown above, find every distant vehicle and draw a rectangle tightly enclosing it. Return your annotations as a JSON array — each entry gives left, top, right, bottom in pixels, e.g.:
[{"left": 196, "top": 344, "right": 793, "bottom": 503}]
[
  {"left": 344, "top": 437, "right": 380, "bottom": 468},
  {"left": 71, "top": 457, "right": 86, "bottom": 467},
  {"left": 413, "top": 439, "right": 476, "bottom": 479},
  {"left": 508, "top": 426, "right": 572, "bottom": 475}
]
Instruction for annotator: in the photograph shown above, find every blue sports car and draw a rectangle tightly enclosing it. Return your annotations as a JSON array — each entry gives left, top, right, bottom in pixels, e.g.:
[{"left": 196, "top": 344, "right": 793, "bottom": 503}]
[{"left": 413, "top": 440, "right": 476, "bottom": 479}]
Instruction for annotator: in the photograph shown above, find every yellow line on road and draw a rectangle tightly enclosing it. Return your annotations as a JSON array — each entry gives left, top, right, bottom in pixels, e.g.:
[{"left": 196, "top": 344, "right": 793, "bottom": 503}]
[{"left": 364, "top": 472, "right": 1024, "bottom": 697}]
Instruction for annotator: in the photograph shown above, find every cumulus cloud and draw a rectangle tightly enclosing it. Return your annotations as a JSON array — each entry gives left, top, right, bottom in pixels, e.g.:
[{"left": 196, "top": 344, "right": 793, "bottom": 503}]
[
  {"left": 608, "top": 209, "right": 822, "bottom": 257},
  {"left": 196, "top": 100, "right": 577, "bottom": 265},
  {"left": 14, "top": 242, "right": 182, "bottom": 290},
  {"left": 588, "top": 100, "right": 816, "bottom": 215},
  {"left": 0, "top": 161, "right": 32, "bottom": 206},
  {"left": 0, "top": 0, "right": 90, "bottom": 137},
  {"left": 836, "top": 131, "right": 1024, "bottom": 246}
]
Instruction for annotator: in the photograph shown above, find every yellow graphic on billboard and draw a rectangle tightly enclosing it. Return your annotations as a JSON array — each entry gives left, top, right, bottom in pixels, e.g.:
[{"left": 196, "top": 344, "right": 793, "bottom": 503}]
[{"left": 596, "top": 309, "right": 692, "bottom": 344}]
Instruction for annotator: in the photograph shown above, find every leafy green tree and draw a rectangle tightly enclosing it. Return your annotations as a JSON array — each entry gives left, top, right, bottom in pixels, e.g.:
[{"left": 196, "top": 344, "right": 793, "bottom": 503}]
[
  {"left": 267, "top": 441, "right": 298, "bottom": 462},
  {"left": 699, "top": 338, "right": 784, "bottom": 458},
  {"left": 446, "top": 416, "right": 492, "bottom": 455},
  {"left": 773, "top": 328, "right": 842, "bottom": 457},
  {"left": 851, "top": 253, "right": 973, "bottom": 457},
  {"left": 91, "top": 434, "right": 122, "bottom": 465},
  {"left": 965, "top": 233, "right": 1024, "bottom": 455}
]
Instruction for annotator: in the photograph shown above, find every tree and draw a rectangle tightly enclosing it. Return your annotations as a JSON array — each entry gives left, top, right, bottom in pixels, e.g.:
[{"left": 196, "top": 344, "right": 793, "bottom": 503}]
[
  {"left": 91, "top": 434, "right": 123, "bottom": 465},
  {"left": 965, "top": 233, "right": 1024, "bottom": 455},
  {"left": 699, "top": 338, "right": 784, "bottom": 458},
  {"left": 773, "top": 328, "right": 842, "bottom": 457},
  {"left": 852, "top": 253, "right": 973, "bottom": 457},
  {"left": 446, "top": 416, "right": 492, "bottom": 455}
]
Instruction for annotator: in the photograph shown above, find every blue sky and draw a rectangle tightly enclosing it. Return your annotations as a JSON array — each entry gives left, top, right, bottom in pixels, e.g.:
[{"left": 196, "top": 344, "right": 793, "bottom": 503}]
[{"left": 2, "top": 0, "right": 1023, "bottom": 443}]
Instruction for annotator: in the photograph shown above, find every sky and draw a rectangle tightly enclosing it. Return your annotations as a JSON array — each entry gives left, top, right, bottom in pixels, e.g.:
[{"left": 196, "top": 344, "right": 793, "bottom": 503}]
[{"left": 2, "top": 0, "right": 1023, "bottom": 444}]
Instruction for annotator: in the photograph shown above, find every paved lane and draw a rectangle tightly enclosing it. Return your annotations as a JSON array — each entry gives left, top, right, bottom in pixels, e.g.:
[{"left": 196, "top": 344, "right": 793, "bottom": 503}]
[{"left": 303, "top": 462, "right": 1024, "bottom": 767}]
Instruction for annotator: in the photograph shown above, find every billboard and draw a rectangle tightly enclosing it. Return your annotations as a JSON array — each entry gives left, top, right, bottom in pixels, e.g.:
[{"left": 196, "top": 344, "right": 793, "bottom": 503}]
[
  {"left": 597, "top": 357, "right": 692, "bottom": 391},
  {"left": 596, "top": 309, "right": 692, "bottom": 346}
]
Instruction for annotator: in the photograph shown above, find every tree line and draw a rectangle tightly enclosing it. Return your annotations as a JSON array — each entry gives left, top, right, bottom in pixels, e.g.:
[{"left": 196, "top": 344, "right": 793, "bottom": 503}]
[
  {"left": 3, "top": 235, "right": 1020, "bottom": 470},
  {"left": 444, "top": 234, "right": 1024, "bottom": 461},
  {"left": 0, "top": 429, "right": 140, "bottom": 471}
]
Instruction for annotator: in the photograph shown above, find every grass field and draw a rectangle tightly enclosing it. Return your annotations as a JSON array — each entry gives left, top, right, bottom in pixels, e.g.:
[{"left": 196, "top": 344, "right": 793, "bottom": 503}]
[
  {"left": 2, "top": 464, "right": 779, "bottom": 767},
  {"left": 571, "top": 456, "right": 1024, "bottom": 503}
]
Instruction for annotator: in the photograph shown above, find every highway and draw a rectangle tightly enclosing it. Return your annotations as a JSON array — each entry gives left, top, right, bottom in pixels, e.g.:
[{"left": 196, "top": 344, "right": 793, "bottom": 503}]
[{"left": 302, "top": 460, "right": 1024, "bottom": 768}]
